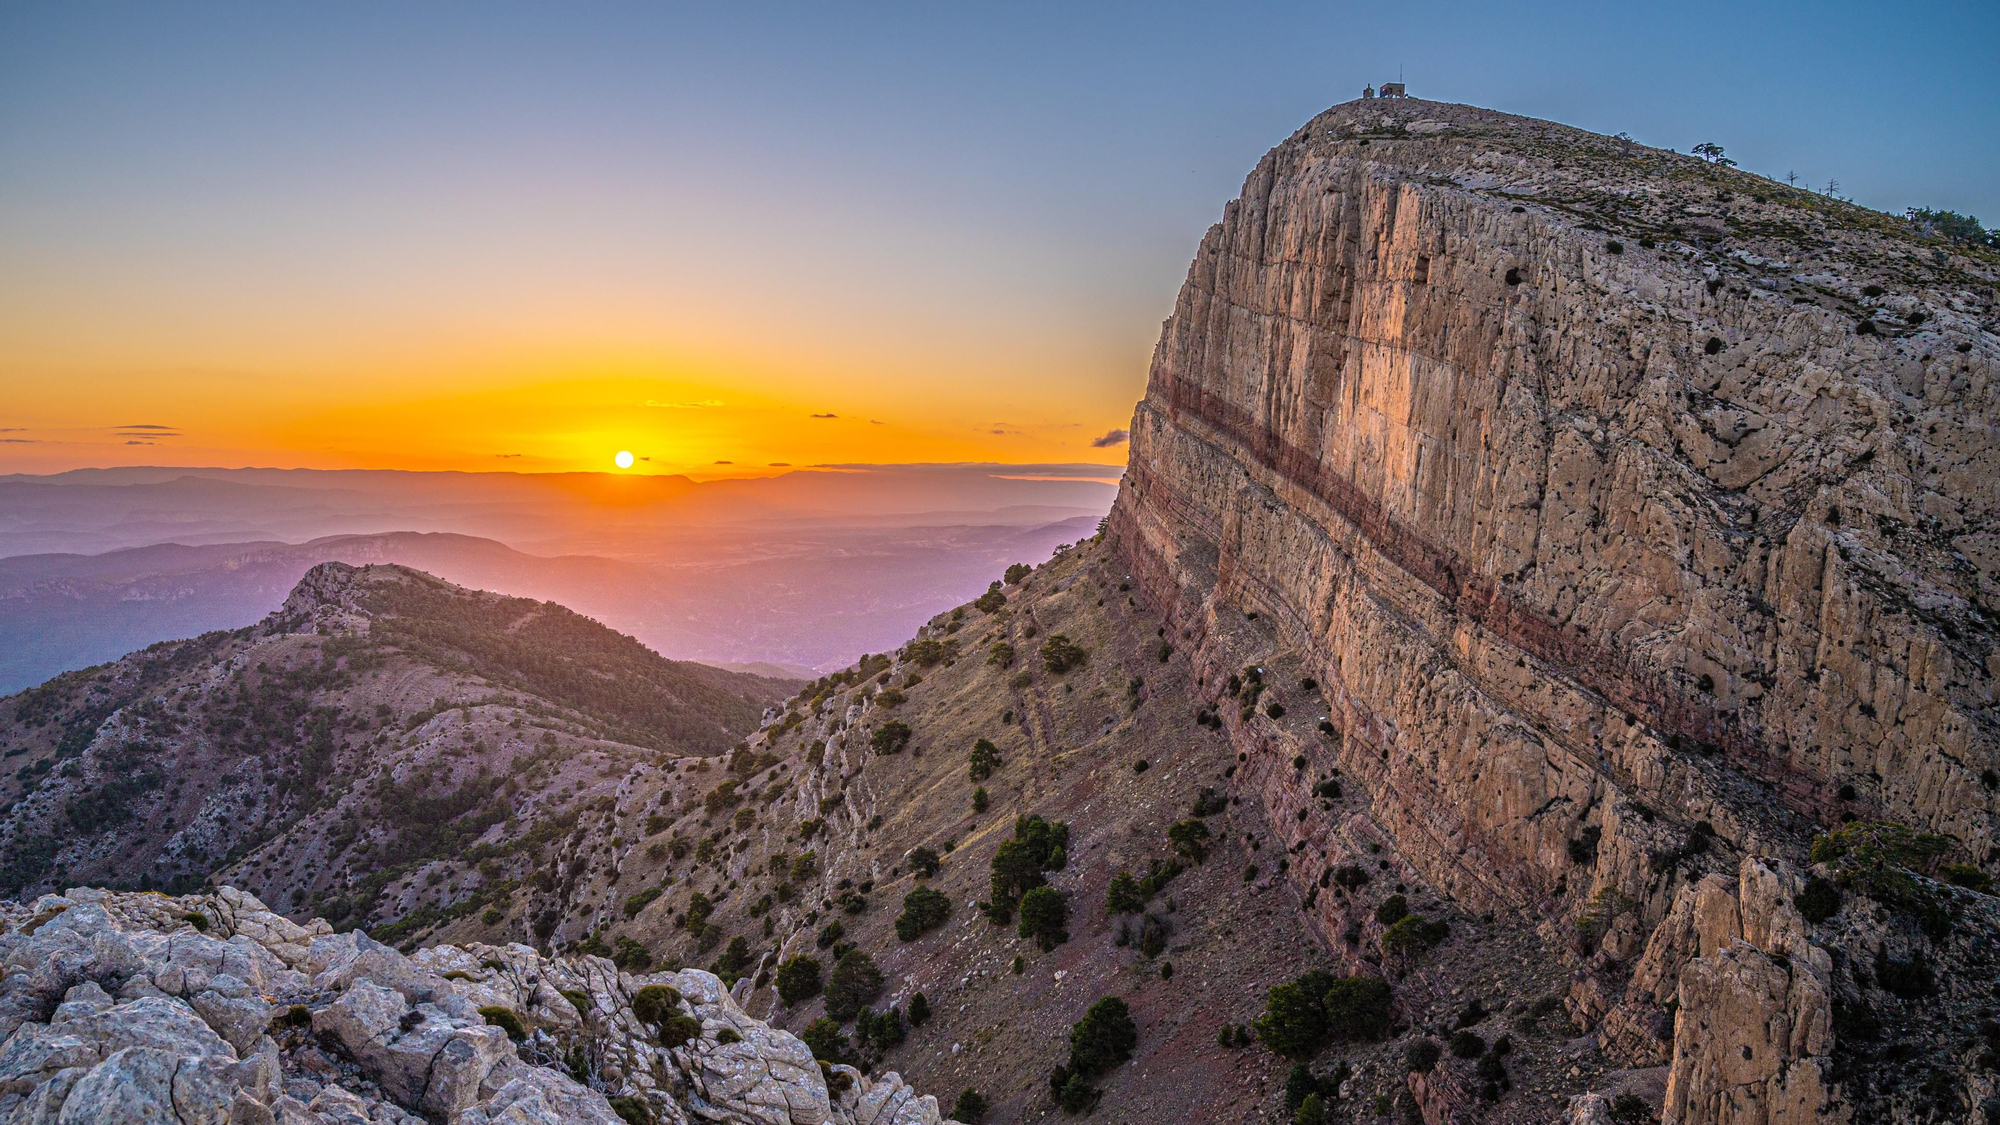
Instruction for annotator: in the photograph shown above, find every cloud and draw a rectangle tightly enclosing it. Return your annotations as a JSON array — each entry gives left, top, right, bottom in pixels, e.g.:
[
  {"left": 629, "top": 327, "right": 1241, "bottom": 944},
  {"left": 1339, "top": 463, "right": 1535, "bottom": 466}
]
[
  {"left": 810, "top": 413, "right": 838, "bottom": 419},
  {"left": 495, "top": 453, "right": 522, "bottom": 458},
  {"left": 0, "top": 427, "right": 24, "bottom": 433},
  {"left": 1090, "top": 428, "right": 1130, "bottom": 448},
  {"left": 116, "top": 423, "right": 178, "bottom": 430},
  {"left": 713, "top": 460, "right": 733, "bottom": 465},
  {"left": 643, "top": 399, "right": 723, "bottom": 409},
  {"left": 768, "top": 462, "right": 791, "bottom": 467},
  {"left": 639, "top": 456, "right": 651, "bottom": 461},
  {"left": 125, "top": 440, "right": 154, "bottom": 445},
  {"left": 0, "top": 438, "right": 35, "bottom": 443},
  {"left": 870, "top": 419, "right": 885, "bottom": 425}
]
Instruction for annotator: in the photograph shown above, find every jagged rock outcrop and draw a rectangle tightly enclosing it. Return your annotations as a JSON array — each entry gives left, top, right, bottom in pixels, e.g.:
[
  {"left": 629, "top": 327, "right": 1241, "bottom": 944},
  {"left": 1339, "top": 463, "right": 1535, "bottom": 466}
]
[
  {"left": 0, "top": 886, "right": 957, "bottom": 1125},
  {"left": 1108, "top": 97, "right": 2000, "bottom": 1123}
]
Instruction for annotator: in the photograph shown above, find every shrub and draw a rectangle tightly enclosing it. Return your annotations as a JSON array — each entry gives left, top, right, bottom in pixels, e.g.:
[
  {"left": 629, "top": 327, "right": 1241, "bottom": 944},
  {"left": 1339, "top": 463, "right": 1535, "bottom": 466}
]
[
  {"left": 908, "top": 992, "right": 931, "bottom": 1027},
  {"left": 1106, "top": 870, "right": 1146, "bottom": 915},
  {"left": 715, "top": 1027, "right": 742, "bottom": 1045},
  {"left": 952, "top": 1088, "right": 990, "bottom": 1123},
  {"left": 988, "top": 642, "right": 1015, "bottom": 668},
  {"left": 897, "top": 887, "right": 953, "bottom": 941},
  {"left": 789, "top": 851, "right": 820, "bottom": 884},
  {"left": 1608, "top": 1092, "right": 1657, "bottom": 1124},
  {"left": 608, "top": 1095, "right": 652, "bottom": 1125},
  {"left": 974, "top": 586, "right": 1007, "bottom": 614},
  {"left": 1323, "top": 976, "right": 1394, "bottom": 1041},
  {"left": 1810, "top": 820, "right": 1950, "bottom": 902},
  {"left": 1875, "top": 947, "right": 1935, "bottom": 999},
  {"left": 1168, "top": 818, "right": 1213, "bottom": 863},
  {"left": 825, "top": 950, "right": 885, "bottom": 1021},
  {"left": 1944, "top": 864, "right": 1994, "bottom": 894},
  {"left": 1296, "top": 1093, "right": 1328, "bottom": 1125},
  {"left": 1475, "top": 1052, "right": 1507, "bottom": 1082},
  {"left": 613, "top": 936, "right": 653, "bottom": 971},
  {"left": 1406, "top": 1038, "right": 1442, "bottom": 1073},
  {"left": 801, "top": 1017, "right": 849, "bottom": 1064},
  {"left": 776, "top": 956, "right": 823, "bottom": 1005},
  {"left": 872, "top": 722, "right": 913, "bottom": 755},
  {"left": 874, "top": 688, "right": 907, "bottom": 709},
  {"left": 1255, "top": 969, "right": 1339, "bottom": 1060},
  {"left": 1381, "top": 915, "right": 1448, "bottom": 958},
  {"left": 1794, "top": 876, "right": 1841, "bottom": 923},
  {"left": 622, "top": 886, "right": 662, "bottom": 917},
  {"left": 183, "top": 912, "right": 210, "bottom": 932},
  {"left": 1004, "top": 563, "right": 1031, "bottom": 585},
  {"left": 1449, "top": 1029, "right": 1485, "bottom": 1058},
  {"left": 969, "top": 739, "right": 1002, "bottom": 781},
  {"left": 1375, "top": 894, "right": 1408, "bottom": 926},
  {"left": 478, "top": 1006, "right": 527, "bottom": 1041},
  {"left": 1067, "top": 996, "right": 1138, "bottom": 1077},
  {"left": 656, "top": 1012, "right": 702, "bottom": 1048},
  {"left": 972, "top": 786, "right": 989, "bottom": 812},
  {"left": 987, "top": 815, "right": 1070, "bottom": 919},
  {"left": 1018, "top": 886, "right": 1069, "bottom": 950},
  {"left": 908, "top": 846, "right": 942, "bottom": 878},
  {"left": 1040, "top": 634, "right": 1088, "bottom": 674}
]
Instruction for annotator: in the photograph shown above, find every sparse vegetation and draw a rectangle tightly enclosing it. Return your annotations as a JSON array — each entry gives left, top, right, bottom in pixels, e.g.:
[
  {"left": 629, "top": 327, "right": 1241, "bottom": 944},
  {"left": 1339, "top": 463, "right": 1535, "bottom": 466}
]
[
  {"left": 825, "top": 949, "right": 885, "bottom": 1021},
  {"left": 1040, "top": 634, "right": 1087, "bottom": 674},
  {"left": 896, "top": 886, "right": 952, "bottom": 941}
]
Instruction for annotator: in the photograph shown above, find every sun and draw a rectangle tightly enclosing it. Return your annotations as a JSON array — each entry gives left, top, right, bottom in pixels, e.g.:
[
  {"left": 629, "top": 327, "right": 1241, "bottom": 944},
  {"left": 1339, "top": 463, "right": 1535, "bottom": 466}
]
[{"left": 613, "top": 450, "right": 635, "bottom": 469}]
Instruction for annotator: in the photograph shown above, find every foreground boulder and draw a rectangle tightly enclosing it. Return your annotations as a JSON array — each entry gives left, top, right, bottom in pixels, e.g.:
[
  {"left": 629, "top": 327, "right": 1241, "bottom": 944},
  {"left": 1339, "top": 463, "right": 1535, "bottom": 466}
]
[{"left": 0, "top": 886, "right": 958, "bottom": 1125}]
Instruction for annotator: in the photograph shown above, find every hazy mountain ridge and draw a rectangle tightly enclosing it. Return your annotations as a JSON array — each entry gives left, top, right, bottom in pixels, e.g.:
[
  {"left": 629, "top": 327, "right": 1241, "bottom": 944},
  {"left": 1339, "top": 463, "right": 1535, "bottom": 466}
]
[{"left": 0, "top": 563, "right": 796, "bottom": 945}]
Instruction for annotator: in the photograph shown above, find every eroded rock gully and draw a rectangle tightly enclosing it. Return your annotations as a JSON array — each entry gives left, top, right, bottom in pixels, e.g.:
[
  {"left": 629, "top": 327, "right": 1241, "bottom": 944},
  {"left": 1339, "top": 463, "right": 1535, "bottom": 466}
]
[
  {"left": 1107, "top": 99, "right": 2000, "bottom": 1123},
  {"left": 0, "top": 886, "right": 956, "bottom": 1125}
]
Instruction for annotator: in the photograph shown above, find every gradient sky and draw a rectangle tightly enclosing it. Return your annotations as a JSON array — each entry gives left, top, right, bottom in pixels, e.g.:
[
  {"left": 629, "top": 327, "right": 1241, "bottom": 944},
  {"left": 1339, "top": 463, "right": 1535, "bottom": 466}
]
[{"left": 3, "top": 1, "right": 1994, "bottom": 477}]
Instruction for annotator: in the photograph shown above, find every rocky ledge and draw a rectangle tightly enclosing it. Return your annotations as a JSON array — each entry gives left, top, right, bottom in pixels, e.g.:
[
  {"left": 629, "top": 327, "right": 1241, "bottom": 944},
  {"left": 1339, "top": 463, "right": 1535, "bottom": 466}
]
[{"left": 0, "top": 886, "right": 958, "bottom": 1125}]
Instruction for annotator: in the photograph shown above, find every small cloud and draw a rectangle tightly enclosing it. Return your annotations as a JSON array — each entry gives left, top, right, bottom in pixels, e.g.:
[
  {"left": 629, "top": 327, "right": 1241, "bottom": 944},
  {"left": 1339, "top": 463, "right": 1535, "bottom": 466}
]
[
  {"left": 869, "top": 419, "right": 885, "bottom": 425},
  {"left": 117, "top": 423, "right": 178, "bottom": 430},
  {"left": 643, "top": 399, "right": 723, "bottom": 409},
  {"left": 989, "top": 429, "right": 1011, "bottom": 435},
  {"left": 639, "top": 456, "right": 651, "bottom": 461},
  {"left": 713, "top": 460, "right": 733, "bottom": 465},
  {"left": 1090, "top": 428, "right": 1130, "bottom": 448},
  {"left": 768, "top": 462, "right": 791, "bottom": 467},
  {"left": 810, "top": 413, "right": 838, "bottom": 419},
  {"left": 0, "top": 438, "right": 36, "bottom": 443},
  {"left": 125, "top": 440, "right": 154, "bottom": 445},
  {"left": 0, "top": 427, "right": 25, "bottom": 433},
  {"left": 495, "top": 453, "right": 522, "bottom": 458}
]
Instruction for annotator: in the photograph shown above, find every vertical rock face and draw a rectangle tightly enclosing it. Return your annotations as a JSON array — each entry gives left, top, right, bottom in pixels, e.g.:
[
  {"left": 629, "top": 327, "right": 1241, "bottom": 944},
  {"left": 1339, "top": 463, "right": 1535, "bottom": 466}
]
[{"left": 1109, "top": 98, "right": 1999, "bottom": 1123}]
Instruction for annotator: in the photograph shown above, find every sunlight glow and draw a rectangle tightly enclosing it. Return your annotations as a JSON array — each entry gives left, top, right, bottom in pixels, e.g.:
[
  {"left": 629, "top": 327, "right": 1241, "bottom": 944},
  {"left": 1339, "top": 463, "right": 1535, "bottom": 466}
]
[{"left": 614, "top": 450, "right": 635, "bottom": 469}]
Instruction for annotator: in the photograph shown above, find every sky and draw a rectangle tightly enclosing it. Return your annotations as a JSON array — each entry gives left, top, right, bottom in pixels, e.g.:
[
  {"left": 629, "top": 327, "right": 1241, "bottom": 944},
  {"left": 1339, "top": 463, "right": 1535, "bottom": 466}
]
[{"left": 2, "top": 1, "right": 1994, "bottom": 478}]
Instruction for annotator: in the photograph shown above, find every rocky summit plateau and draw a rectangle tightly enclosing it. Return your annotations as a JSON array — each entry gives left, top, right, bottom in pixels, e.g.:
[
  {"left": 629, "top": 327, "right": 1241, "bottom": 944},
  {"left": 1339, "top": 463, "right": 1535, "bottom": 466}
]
[{"left": 2, "top": 98, "right": 1997, "bottom": 1125}]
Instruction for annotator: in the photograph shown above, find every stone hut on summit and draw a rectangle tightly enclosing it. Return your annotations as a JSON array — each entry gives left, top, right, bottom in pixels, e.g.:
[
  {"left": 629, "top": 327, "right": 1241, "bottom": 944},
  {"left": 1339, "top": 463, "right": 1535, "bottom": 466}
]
[{"left": 1378, "top": 81, "right": 1406, "bottom": 98}]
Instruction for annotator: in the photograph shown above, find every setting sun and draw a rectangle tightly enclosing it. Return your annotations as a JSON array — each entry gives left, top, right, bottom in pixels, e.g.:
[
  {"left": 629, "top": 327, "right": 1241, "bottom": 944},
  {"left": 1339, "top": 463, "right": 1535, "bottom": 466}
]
[{"left": 614, "top": 450, "right": 635, "bottom": 469}]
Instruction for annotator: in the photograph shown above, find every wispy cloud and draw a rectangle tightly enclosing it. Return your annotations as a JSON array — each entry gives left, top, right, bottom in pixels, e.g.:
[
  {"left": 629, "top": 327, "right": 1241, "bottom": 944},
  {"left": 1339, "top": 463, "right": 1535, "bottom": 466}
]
[
  {"left": 869, "top": 419, "right": 886, "bottom": 425},
  {"left": 0, "top": 427, "right": 25, "bottom": 433},
  {"left": 1090, "top": 428, "right": 1130, "bottom": 448},
  {"left": 643, "top": 399, "right": 723, "bottom": 409},
  {"left": 768, "top": 462, "right": 791, "bottom": 467},
  {"left": 714, "top": 460, "right": 733, "bottom": 465},
  {"left": 125, "top": 440, "right": 154, "bottom": 445},
  {"left": 116, "top": 423, "right": 178, "bottom": 430},
  {"left": 810, "top": 413, "right": 838, "bottom": 419},
  {"left": 0, "top": 438, "right": 35, "bottom": 444},
  {"left": 495, "top": 453, "right": 522, "bottom": 458}
]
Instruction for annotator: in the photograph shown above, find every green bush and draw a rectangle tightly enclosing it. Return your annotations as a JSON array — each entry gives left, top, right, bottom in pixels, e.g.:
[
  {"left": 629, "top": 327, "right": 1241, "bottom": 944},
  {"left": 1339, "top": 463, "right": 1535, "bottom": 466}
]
[
  {"left": 1381, "top": 915, "right": 1448, "bottom": 958},
  {"left": 986, "top": 815, "right": 1070, "bottom": 920},
  {"left": 974, "top": 586, "right": 1007, "bottom": 614},
  {"left": 908, "top": 992, "right": 931, "bottom": 1027},
  {"left": 1323, "top": 976, "right": 1393, "bottom": 1041},
  {"left": 657, "top": 1012, "right": 702, "bottom": 1048},
  {"left": 897, "top": 887, "right": 953, "bottom": 941},
  {"left": 1040, "top": 634, "right": 1087, "bottom": 674},
  {"left": 972, "top": 786, "right": 989, "bottom": 812},
  {"left": 1296, "top": 1093, "right": 1328, "bottom": 1125},
  {"left": 907, "top": 846, "right": 942, "bottom": 878},
  {"left": 969, "top": 739, "right": 1002, "bottom": 782},
  {"left": 1004, "top": 563, "right": 1031, "bottom": 585},
  {"left": 988, "top": 642, "right": 1015, "bottom": 668},
  {"left": 952, "top": 1088, "right": 990, "bottom": 1123},
  {"left": 1944, "top": 863, "right": 1994, "bottom": 894},
  {"left": 801, "top": 1016, "right": 849, "bottom": 1064},
  {"left": 715, "top": 1027, "right": 742, "bottom": 1045},
  {"left": 478, "top": 1006, "right": 527, "bottom": 1041},
  {"left": 1374, "top": 894, "right": 1408, "bottom": 926},
  {"left": 1067, "top": 996, "right": 1137, "bottom": 1077},
  {"left": 1406, "top": 1038, "right": 1441, "bottom": 1073},
  {"left": 871, "top": 721, "right": 913, "bottom": 755},
  {"left": 1608, "top": 1092, "right": 1657, "bottom": 1124},
  {"left": 1167, "top": 819, "right": 1212, "bottom": 862},
  {"left": 1106, "top": 870, "right": 1146, "bottom": 915},
  {"left": 776, "top": 956, "right": 823, "bottom": 1005},
  {"left": 1255, "top": 970, "right": 1339, "bottom": 1061},
  {"left": 607, "top": 1095, "right": 652, "bottom": 1125},
  {"left": 1018, "top": 886, "right": 1068, "bottom": 950},
  {"left": 1449, "top": 1029, "right": 1485, "bottom": 1058},
  {"left": 825, "top": 950, "right": 885, "bottom": 1021},
  {"left": 1794, "top": 876, "right": 1841, "bottom": 923},
  {"left": 631, "top": 984, "right": 683, "bottom": 1025}
]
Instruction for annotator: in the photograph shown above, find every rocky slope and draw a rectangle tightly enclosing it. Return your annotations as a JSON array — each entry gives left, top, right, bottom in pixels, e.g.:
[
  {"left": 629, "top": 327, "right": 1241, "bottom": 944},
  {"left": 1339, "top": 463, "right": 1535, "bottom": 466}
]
[
  {"left": 0, "top": 884, "right": 955, "bottom": 1124},
  {"left": 0, "top": 562, "right": 795, "bottom": 940},
  {"left": 1108, "top": 98, "right": 2000, "bottom": 1123}
]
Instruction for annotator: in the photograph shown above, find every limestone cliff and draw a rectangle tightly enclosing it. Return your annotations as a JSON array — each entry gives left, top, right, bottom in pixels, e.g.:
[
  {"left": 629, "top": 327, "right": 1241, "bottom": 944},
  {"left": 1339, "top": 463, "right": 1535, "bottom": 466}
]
[{"left": 1108, "top": 98, "right": 2000, "bottom": 1124}]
